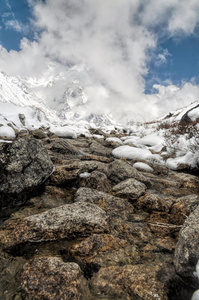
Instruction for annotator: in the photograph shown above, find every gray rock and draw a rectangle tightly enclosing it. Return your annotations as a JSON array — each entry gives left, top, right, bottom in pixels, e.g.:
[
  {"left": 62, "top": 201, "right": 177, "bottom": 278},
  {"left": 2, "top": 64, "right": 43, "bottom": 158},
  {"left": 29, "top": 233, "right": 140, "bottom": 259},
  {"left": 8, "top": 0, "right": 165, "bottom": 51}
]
[
  {"left": 174, "top": 205, "right": 199, "bottom": 289},
  {"left": 49, "top": 138, "right": 84, "bottom": 155},
  {"left": 78, "top": 170, "right": 111, "bottom": 192},
  {"left": 112, "top": 178, "right": 146, "bottom": 201},
  {"left": 22, "top": 257, "right": 89, "bottom": 300},
  {"left": 74, "top": 187, "right": 134, "bottom": 219},
  {"left": 107, "top": 159, "right": 149, "bottom": 185},
  {"left": 89, "top": 140, "right": 112, "bottom": 157},
  {"left": 0, "top": 138, "right": 53, "bottom": 211},
  {"left": 18, "top": 113, "right": 26, "bottom": 126},
  {"left": 0, "top": 202, "right": 109, "bottom": 249}
]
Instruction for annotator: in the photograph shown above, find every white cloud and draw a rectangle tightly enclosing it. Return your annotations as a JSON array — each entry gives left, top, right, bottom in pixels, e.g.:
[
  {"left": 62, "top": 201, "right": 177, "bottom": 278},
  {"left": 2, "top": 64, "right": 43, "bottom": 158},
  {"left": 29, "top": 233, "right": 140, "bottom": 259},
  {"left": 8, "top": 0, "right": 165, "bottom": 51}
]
[
  {"left": 0, "top": 0, "right": 199, "bottom": 123},
  {"left": 5, "top": 19, "right": 23, "bottom": 32}
]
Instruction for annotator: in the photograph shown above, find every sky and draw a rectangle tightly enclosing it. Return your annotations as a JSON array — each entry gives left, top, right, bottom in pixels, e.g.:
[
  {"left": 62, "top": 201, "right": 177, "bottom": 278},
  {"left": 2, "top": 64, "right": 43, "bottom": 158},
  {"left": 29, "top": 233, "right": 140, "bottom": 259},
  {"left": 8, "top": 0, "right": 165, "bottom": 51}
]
[{"left": 0, "top": 0, "right": 199, "bottom": 122}]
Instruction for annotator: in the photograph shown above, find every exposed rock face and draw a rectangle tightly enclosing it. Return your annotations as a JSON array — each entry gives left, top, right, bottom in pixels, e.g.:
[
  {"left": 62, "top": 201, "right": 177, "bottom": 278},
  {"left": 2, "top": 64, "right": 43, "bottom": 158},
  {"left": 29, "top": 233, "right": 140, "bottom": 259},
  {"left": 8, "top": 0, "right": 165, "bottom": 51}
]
[
  {"left": 0, "top": 137, "right": 53, "bottom": 212},
  {"left": 0, "top": 202, "right": 109, "bottom": 250},
  {"left": 174, "top": 205, "right": 199, "bottom": 289},
  {"left": 22, "top": 257, "right": 89, "bottom": 300}
]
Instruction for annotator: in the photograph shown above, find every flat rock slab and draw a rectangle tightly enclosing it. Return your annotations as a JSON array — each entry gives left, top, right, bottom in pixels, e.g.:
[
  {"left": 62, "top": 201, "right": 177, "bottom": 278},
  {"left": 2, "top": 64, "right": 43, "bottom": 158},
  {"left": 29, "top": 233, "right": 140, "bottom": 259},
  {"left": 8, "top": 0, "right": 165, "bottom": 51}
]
[
  {"left": 22, "top": 257, "right": 88, "bottom": 300},
  {"left": 0, "top": 202, "right": 109, "bottom": 249}
]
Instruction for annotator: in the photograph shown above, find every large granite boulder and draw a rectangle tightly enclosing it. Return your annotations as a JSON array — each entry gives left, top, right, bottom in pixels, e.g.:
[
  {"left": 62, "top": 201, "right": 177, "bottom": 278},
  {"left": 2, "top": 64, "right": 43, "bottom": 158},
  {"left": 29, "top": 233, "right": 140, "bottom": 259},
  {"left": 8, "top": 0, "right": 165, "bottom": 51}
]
[
  {"left": 22, "top": 257, "right": 89, "bottom": 300},
  {"left": 174, "top": 205, "right": 199, "bottom": 289},
  {"left": 0, "top": 202, "right": 109, "bottom": 250},
  {"left": 0, "top": 138, "right": 53, "bottom": 212}
]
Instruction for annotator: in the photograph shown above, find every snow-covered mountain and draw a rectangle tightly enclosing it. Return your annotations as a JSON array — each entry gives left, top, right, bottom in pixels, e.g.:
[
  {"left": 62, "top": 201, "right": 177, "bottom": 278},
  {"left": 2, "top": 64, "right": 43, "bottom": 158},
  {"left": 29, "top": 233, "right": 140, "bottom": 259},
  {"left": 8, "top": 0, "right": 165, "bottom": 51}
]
[
  {"left": 22, "top": 65, "right": 115, "bottom": 127},
  {"left": 0, "top": 72, "right": 59, "bottom": 123}
]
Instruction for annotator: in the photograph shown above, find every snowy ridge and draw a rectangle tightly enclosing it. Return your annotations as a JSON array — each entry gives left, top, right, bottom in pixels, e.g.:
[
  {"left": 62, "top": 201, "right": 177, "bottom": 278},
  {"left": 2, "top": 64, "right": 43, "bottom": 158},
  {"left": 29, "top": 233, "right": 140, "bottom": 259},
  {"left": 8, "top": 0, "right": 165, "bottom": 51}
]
[
  {"left": 22, "top": 65, "right": 116, "bottom": 127},
  {"left": 0, "top": 71, "right": 198, "bottom": 171},
  {"left": 0, "top": 72, "right": 59, "bottom": 123}
]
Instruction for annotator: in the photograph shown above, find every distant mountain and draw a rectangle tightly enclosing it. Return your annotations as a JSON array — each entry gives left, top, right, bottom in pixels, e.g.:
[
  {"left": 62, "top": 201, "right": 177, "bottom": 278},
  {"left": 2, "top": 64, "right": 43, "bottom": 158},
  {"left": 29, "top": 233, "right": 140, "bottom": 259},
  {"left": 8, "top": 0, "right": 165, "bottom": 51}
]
[
  {"left": 22, "top": 65, "right": 116, "bottom": 127},
  {"left": 0, "top": 71, "right": 59, "bottom": 123}
]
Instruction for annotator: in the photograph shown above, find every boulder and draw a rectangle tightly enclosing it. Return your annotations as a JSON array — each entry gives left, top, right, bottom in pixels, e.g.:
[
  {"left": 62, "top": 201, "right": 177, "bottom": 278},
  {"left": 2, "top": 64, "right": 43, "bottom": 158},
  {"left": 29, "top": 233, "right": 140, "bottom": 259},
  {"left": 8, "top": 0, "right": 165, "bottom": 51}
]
[
  {"left": 22, "top": 257, "right": 89, "bottom": 300},
  {"left": 0, "top": 137, "right": 53, "bottom": 212},
  {"left": 174, "top": 205, "right": 199, "bottom": 289},
  {"left": 74, "top": 187, "right": 134, "bottom": 219},
  {"left": 89, "top": 140, "right": 112, "bottom": 157},
  {"left": 170, "top": 173, "right": 199, "bottom": 190},
  {"left": 0, "top": 202, "right": 109, "bottom": 250},
  {"left": 171, "top": 195, "right": 199, "bottom": 224},
  {"left": 112, "top": 178, "right": 146, "bottom": 201},
  {"left": 107, "top": 159, "right": 149, "bottom": 185},
  {"left": 31, "top": 129, "right": 48, "bottom": 139},
  {"left": 136, "top": 192, "right": 174, "bottom": 213},
  {"left": 78, "top": 170, "right": 111, "bottom": 192},
  {"left": 91, "top": 263, "right": 171, "bottom": 300}
]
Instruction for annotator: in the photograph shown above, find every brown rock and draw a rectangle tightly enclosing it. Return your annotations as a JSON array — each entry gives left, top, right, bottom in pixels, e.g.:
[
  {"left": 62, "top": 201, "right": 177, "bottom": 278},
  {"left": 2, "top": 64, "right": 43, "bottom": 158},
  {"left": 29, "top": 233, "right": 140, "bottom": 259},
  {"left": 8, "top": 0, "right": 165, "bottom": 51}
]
[
  {"left": 70, "top": 234, "right": 128, "bottom": 258},
  {"left": 22, "top": 257, "right": 89, "bottom": 300},
  {"left": 136, "top": 191, "right": 174, "bottom": 213},
  {"left": 78, "top": 170, "right": 111, "bottom": 192},
  {"left": 91, "top": 263, "right": 170, "bottom": 300},
  {"left": 48, "top": 138, "right": 84, "bottom": 155},
  {"left": 50, "top": 166, "right": 79, "bottom": 185},
  {"left": 172, "top": 195, "right": 199, "bottom": 224},
  {"left": 31, "top": 129, "right": 47, "bottom": 139},
  {"left": 0, "top": 202, "right": 109, "bottom": 250},
  {"left": 170, "top": 172, "right": 199, "bottom": 190}
]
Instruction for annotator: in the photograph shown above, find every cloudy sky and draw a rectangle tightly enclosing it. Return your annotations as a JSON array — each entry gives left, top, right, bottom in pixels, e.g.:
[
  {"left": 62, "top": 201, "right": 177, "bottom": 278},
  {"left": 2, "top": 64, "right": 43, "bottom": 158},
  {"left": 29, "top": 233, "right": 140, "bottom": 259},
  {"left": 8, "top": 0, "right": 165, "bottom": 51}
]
[{"left": 0, "top": 0, "right": 199, "bottom": 122}]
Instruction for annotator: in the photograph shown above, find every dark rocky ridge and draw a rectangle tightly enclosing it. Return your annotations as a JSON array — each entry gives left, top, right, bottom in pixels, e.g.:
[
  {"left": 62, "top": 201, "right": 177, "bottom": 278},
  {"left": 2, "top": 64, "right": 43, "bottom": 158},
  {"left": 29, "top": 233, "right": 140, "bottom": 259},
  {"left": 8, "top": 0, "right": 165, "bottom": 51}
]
[{"left": 0, "top": 129, "right": 199, "bottom": 299}]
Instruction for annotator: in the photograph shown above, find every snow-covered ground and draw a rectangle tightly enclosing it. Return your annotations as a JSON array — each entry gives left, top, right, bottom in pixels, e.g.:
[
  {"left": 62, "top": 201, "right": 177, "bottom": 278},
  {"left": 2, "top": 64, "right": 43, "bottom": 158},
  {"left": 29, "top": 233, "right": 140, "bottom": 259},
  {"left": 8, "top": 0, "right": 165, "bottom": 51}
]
[{"left": 0, "top": 71, "right": 198, "bottom": 171}]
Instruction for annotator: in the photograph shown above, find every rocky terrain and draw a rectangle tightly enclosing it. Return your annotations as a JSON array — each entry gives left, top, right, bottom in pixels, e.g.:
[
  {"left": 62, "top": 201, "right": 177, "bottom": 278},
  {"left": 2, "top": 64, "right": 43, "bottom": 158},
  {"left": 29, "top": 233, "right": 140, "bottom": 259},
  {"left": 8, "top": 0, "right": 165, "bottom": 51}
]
[{"left": 0, "top": 128, "right": 199, "bottom": 300}]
